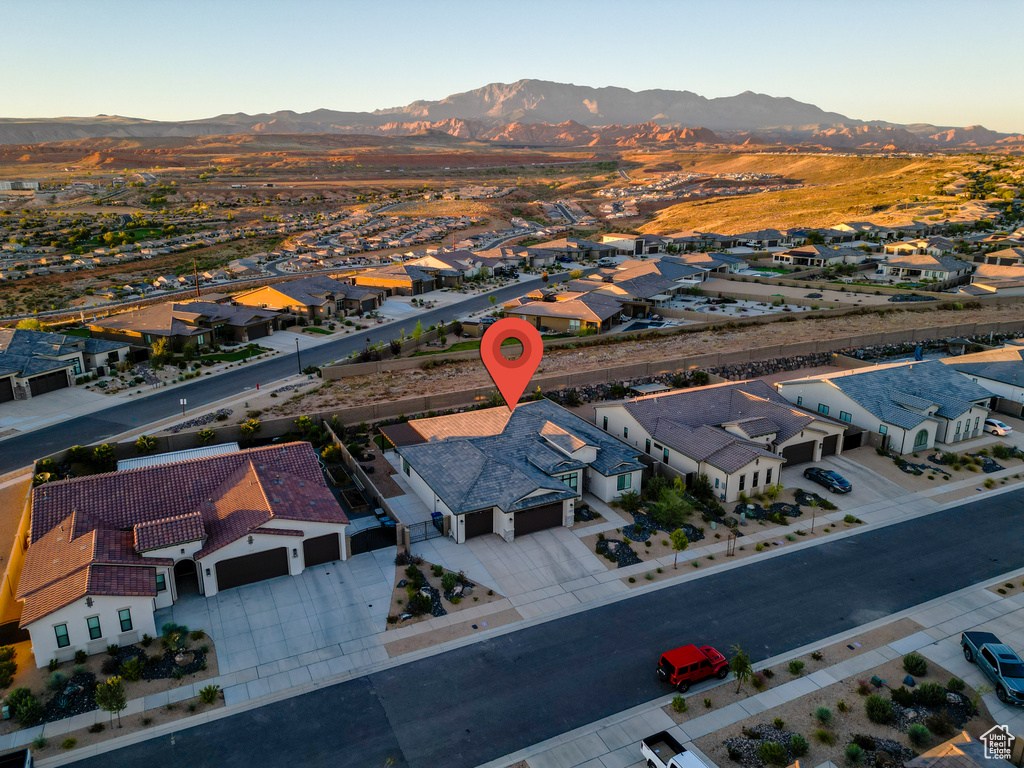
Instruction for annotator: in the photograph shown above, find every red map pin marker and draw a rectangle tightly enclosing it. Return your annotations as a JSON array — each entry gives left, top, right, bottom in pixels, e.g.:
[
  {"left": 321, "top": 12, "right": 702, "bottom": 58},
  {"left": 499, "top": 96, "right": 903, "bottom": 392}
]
[{"left": 480, "top": 318, "right": 544, "bottom": 412}]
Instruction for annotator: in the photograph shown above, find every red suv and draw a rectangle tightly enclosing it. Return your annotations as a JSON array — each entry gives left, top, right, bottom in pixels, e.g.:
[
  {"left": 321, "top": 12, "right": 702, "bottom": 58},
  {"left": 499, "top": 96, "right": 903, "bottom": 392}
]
[{"left": 657, "top": 644, "right": 730, "bottom": 692}]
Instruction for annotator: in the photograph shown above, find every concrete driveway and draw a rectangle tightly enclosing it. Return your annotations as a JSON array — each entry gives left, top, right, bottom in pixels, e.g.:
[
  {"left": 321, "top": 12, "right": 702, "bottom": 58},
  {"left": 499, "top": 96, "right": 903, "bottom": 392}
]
[
  {"left": 157, "top": 548, "right": 395, "bottom": 700},
  {"left": 781, "top": 448, "right": 911, "bottom": 508}
]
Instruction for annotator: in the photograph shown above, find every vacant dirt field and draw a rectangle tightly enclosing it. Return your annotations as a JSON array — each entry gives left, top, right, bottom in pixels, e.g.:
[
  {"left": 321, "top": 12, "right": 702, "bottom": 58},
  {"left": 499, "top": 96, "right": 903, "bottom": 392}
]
[{"left": 253, "top": 303, "right": 1024, "bottom": 418}]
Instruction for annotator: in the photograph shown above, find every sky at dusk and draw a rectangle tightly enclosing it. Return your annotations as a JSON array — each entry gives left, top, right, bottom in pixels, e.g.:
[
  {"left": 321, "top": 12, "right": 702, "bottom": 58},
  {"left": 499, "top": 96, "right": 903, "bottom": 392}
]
[{"left": 7, "top": 0, "right": 1024, "bottom": 133}]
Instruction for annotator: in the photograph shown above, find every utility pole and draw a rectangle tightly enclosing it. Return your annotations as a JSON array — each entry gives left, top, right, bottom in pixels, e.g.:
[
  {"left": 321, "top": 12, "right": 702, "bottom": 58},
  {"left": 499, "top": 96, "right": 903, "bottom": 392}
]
[{"left": 193, "top": 259, "right": 200, "bottom": 300}]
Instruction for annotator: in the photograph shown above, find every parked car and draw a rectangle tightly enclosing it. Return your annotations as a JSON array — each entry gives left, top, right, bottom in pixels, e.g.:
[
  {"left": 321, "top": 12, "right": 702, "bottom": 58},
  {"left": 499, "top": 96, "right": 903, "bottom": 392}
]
[
  {"left": 656, "top": 644, "right": 729, "bottom": 692},
  {"left": 984, "top": 418, "right": 1013, "bottom": 436},
  {"left": 802, "top": 467, "right": 852, "bottom": 493},
  {"left": 641, "top": 731, "right": 712, "bottom": 768},
  {"left": 962, "top": 631, "right": 1024, "bottom": 705}
]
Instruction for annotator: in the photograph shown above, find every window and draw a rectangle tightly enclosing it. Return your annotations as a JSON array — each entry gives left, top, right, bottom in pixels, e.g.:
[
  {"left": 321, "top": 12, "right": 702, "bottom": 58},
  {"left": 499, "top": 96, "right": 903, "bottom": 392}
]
[
  {"left": 602, "top": 416, "right": 608, "bottom": 431},
  {"left": 663, "top": 447, "right": 669, "bottom": 464},
  {"left": 118, "top": 609, "right": 133, "bottom": 633},
  {"left": 752, "top": 471, "right": 759, "bottom": 487},
  {"left": 738, "top": 474, "right": 746, "bottom": 491},
  {"left": 54, "top": 624, "right": 70, "bottom": 648},
  {"left": 616, "top": 474, "right": 631, "bottom": 491},
  {"left": 623, "top": 427, "right": 628, "bottom": 439},
  {"left": 913, "top": 429, "right": 928, "bottom": 448},
  {"left": 839, "top": 411, "right": 852, "bottom": 423},
  {"left": 155, "top": 573, "right": 166, "bottom": 593},
  {"left": 817, "top": 404, "right": 829, "bottom": 416},
  {"left": 402, "top": 458, "right": 410, "bottom": 476},
  {"left": 714, "top": 478, "right": 719, "bottom": 488},
  {"left": 974, "top": 417, "right": 979, "bottom": 433},
  {"left": 86, "top": 616, "right": 101, "bottom": 641},
  {"left": 558, "top": 473, "right": 578, "bottom": 492},
  {"left": 765, "top": 468, "right": 772, "bottom": 485},
  {"left": 568, "top": 319, "right": 581, "bottom": 331},
  {"left": 796, "top": 396, "right": 803, "bottom": 406},
  {"left": 879, "top": 425, "right": 888, "bottom": 435},
  {"left": 72, "top": 359, "right": 82, "bottom": 375},
  {"left": 645, "top": 439, "right": 651, "bottom": 455}
]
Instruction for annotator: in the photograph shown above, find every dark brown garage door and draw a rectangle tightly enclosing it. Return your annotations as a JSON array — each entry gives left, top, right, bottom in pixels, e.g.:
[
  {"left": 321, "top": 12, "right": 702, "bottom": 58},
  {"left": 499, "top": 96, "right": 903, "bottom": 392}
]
[
  {"left": 303, "top": 533, "right": 340, "bottom": 567},
  {"left": 821, "top": 434, "right": 839, "bottom": 457},
  {"left": 215, "top": 547, "right": 288, "bottom": 591},
  {"left": 463, "top": 511, "right": 492, "bottom": 539},
  {"left": 246, "top": 323, "right": 269, "bottom": 340},
  {"left": 514, "top": 502, "right": 563, "bottom": 536},
  {"left": 781, "top": 441, "right": 815, "bottom": 466},
  {"left": 29, "top": 370, "right": 69, "bottom": 397},
  {"left": 0, "top": 378, "right": 13, "bottom": 404}
]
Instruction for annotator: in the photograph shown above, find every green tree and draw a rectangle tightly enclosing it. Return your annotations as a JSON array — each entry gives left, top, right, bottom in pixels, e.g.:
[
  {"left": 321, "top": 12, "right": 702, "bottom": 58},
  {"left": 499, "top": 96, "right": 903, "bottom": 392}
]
[
  {"left": 239, "top": 418, "right": 261, "bottom": 444},
  {"left": 730, "top": 645, "right": 753, "bottom": 693},
  {"left": 197, "top": 428, "right": 215, "bottom": 445},
  {"left": 182, "top": 343, "right": 197, "bottom": 362},
  {"left": 15, "top": 318, "right": 48, "bottom": 332},
  {"left": 295, "top": 416, "right": 313, "bottom": 436},
  {"left": 95, "top": 676, "right": 127, "bottom": 727},
  {"left": 649, "top": 488, "right": 693, "bottom": 531},
  {"left": 412, "top": 320, "right": 423, "bottom": 341},
  {"left": 149, "top": 337, "right": 170, "bottom": 369},
  {"left": 92, "top": 444, "right": 115, "bottom": 472},
  {"left": 617, "top": 489, "right": 642, "bottom": 515},
  {"left": 670, "top": 528, "right": 689, "bottom": 569}
]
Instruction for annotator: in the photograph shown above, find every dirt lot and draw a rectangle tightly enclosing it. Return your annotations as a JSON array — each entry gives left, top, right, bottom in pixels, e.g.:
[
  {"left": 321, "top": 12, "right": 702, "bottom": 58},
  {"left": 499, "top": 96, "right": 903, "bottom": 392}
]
[
  {"left": 383, "top": 606, "right": 522, "bottom": 657},
  {"left": 387, "top": 560, "right": 504, "bottom": 630},
  {"left": 250, "top": 304, "right": 1024, "bottom": 419}
]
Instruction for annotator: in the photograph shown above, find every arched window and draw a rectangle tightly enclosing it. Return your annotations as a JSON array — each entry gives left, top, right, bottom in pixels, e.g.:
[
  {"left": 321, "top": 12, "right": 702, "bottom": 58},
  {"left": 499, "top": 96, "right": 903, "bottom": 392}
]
[{"left": 913, "top": 429, "right": 928, "bottom": 448}]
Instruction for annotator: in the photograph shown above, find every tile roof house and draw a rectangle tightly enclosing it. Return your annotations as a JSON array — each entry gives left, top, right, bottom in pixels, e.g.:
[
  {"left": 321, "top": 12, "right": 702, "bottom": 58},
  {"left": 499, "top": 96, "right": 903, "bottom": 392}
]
[
  {"left": 504, "top": 292, "right": 624, "bottom": 333},
  {"left": 89, "top": 300, "right": 281, "bottom": 348},
  {"left": 776, "top": 360, "right": 993, "bottom": 454},
  {"left": 0, "top": 328, "right": 129, "bottom": 403},
  {"left": 384, "top": 400, "right": 644, "bottom": 542},
  {"left": 19, "top": 442, "right": 348, "bottom": 666},
  {"left": 232, "top": 275, "right": 384, "bottom": 318},
  {"left": 878, "top": 254, "right": 972, "bottom": 283},
  {"left": 941, "top": 344, "right": 1024, "bottom": 403},
  {"left": 772, "top": 244, "right": 864, "bottom": 268},
  {"left": 351, "top": 263, "right": 438, "bottom": 296},
  {"left": 594, "top": 381, "right": 846, "bottom": 503}
]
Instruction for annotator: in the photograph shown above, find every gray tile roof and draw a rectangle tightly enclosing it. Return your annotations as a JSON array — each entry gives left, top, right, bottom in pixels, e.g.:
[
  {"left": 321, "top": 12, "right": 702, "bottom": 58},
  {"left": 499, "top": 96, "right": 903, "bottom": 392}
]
[
  {"left": 0, "top": 351, "right": 74, "bottom": 378},
  {"left": 618, "top": 380, "right": 821, "bottom": 472},
  {"left": 397, "top": 400, "right": 643, "bottom": 515},
  {"left": 0, "top": 328, "right": 126, "bottom": 359},
  {"left": 823, "top": 360, "right": 992, "bottom": 428},
  {"left": 945, "top": 349, "right": 1024, "bottom": 386},
  {"left": 263, "top": 276, "right": 381, "bottom": 306}
]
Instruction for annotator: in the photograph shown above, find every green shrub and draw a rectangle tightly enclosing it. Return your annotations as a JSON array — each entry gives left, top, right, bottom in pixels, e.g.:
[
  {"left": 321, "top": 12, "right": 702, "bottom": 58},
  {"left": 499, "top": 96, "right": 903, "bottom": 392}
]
[
  {"left": 121, "top": 656, "right": 145, "bottom": 683},
  {"left": 189, "top": 630, "right": 205, "bottom": 642},
  {"left": 925, "top": 710, "right": 956, "bottom": 737},
  {"left": 789, "top": 660, "right": 805, "bottom": 675},
  {"left": 441, "top": 572, "right": 457, "bottom": 592},
  {"left": 790, "top": 735, "right": 809, "bottom": 757},
  {"left": 88, "top": 723, "right": 104, "bottom": 734},
  {"left": 915, "top": 682, "right": 946, "bottom": 708},
  {"left": 140, "top": 634, "right": 153, "bottom": 647},
  {"left": 903, "top": 652, "right": 928, "bottom": 677},
  {"left": 671, "top": 694, "right": 688, "bottom": 713},
  {"left": 62, "top": 737, "right": 77, "bottom": 750},
  {"left": 33, "top": 736, "right": 47, "bottom": 750},
  {"left": 46, "top": 671, "right": 67, "bottom": 692},
  {"left": 431, "top": 564, "right": 444, "bottom": 577},
  {"left": 199, "top": 684, "right": 220, "bottom": 704},
  {"left": 758, "top": 741, "right": 788, "bottom": 767},
  {"left": 773, "top": 717, "right": 785, "bottom": 730},
  {"left": 891, "top": 686, "right": 915, "bottom": 707},
  {"left": 815, "top": 706, "right": 833, "bottom": 725},
  {"left": 908, "top": 723, "right": 931, "bottom": 746},
  {"left": 852, "top": 734, "right": 876, "bottom": 751},
  {"left": 47, "top": 658, "right": 59, "bottom": 673},
  {"left": 813, "top": 728, "right": 836, "bottom": 745},
  {"left": 846, "top": 744, "right": 865, "bottom": 764},
  {"left": 866, "top": 694, "right": 893, "bottom": 723},
  {"left": 947, "top": 677, "right": 965, "bottom": 692},
  {"left": 74, "top": 649, "right": 88, "bottom": 664},
  {"left": 8, "top": 688, "right": 43, "bottom": 725},
  {"left": 837, "top": 699, "right": 849, "bottom": 712},
  {"left": 704, "top": 698, "right": 713, "bottom": 709}
]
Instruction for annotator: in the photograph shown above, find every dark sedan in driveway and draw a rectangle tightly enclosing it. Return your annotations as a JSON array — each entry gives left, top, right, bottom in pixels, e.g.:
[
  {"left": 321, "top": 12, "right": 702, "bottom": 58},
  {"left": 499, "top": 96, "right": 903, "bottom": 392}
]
[{"left": 803, "top": 467, "right": 852, "bottom": 493}]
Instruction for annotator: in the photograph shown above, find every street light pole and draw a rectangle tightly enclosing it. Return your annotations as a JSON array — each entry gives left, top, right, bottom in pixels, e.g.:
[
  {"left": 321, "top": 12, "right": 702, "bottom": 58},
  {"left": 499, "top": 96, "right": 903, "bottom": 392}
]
[
  {"left": 295, "top": 338, "right": 302, "bottom": 375},
  {"left": 179, "top": 398, "right": 187, "bottom": 417}
]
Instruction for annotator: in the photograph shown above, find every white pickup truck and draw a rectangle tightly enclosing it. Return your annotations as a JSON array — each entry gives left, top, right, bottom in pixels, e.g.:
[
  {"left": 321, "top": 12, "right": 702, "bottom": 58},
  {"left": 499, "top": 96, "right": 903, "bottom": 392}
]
[{"left": 641, "top": 731, "right": 711, "bottom": 768}]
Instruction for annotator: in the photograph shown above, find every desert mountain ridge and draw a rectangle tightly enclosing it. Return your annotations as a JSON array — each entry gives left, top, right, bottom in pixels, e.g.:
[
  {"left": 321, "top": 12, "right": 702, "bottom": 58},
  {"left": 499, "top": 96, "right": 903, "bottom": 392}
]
[{"left": 0, "top": 79, "right": 1019, "bottom": 151}]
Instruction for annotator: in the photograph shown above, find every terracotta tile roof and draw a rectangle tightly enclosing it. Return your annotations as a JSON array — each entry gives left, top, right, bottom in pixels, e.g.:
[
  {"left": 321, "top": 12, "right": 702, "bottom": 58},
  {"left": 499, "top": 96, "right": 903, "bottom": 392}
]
[
  {"left": 134, "top": 512, "right": 206, "bottom": 552},
  {"left": 20, "top": 443, "right": 347, "bottom": 625}
]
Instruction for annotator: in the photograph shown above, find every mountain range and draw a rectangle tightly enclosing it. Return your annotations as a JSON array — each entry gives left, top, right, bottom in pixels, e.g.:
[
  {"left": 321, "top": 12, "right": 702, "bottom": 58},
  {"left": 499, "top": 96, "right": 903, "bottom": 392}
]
[{"left": 0, "top": 79, "right": 1020, "bottom": 151}]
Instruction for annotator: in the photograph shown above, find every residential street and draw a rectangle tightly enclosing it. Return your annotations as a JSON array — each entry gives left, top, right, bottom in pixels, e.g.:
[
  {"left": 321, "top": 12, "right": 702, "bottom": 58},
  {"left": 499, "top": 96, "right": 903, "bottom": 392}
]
[
  {"left": 0, "top": 276, "right": 556, "bottom": 475},
  {"left": 71, "top": 488, "right": 1024, "bottom": 768}
]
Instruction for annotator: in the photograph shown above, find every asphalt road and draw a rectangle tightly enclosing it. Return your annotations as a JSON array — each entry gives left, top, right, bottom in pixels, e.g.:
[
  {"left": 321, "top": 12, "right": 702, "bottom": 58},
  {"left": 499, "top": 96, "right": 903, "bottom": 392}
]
[
  {"left": 0, "top": 276, "right": 557, "bottom": 474},
  {"left": 73, "top": 489, "right": 1024, "bottom": 768}
]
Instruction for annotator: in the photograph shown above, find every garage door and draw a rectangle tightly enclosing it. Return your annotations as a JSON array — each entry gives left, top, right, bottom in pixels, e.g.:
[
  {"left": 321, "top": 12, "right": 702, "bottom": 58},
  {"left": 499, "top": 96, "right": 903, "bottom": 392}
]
[
  {"left": 0, "top": 378, "right": 13, "bottom": 404},
  {"left": 29, "top": 370, "right": 69, "bottom": 397},
  {"left": 781, "top": 441, "right": 815, "bottom": 466},
  {"left": 247, "top": 323, "right": 269, "bottom": 340},
  {"left": 463, "top": 511, "right": 492, "bottom": 539},
  {"left": 303, "top": 533, "right": 340, "bottom": 567},
  {"left": 514, "top": 502, "right": 563, "bottom": 536},
  {"left": 821, "top": 434, "right": 839, "bottom": 457},
  {"left": 215, "top": 548, "right": 288, "bottom": 591}
]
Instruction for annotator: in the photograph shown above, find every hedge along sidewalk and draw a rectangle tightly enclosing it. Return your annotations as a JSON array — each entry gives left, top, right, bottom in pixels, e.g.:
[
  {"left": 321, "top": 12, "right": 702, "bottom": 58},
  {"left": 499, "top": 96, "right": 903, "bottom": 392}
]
[
  {"left": 477, "top": 565, "right": 1024, "bottom": 768},
  {"left": 29, "top": 481, "right": 1024, "bottom": 765}
]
